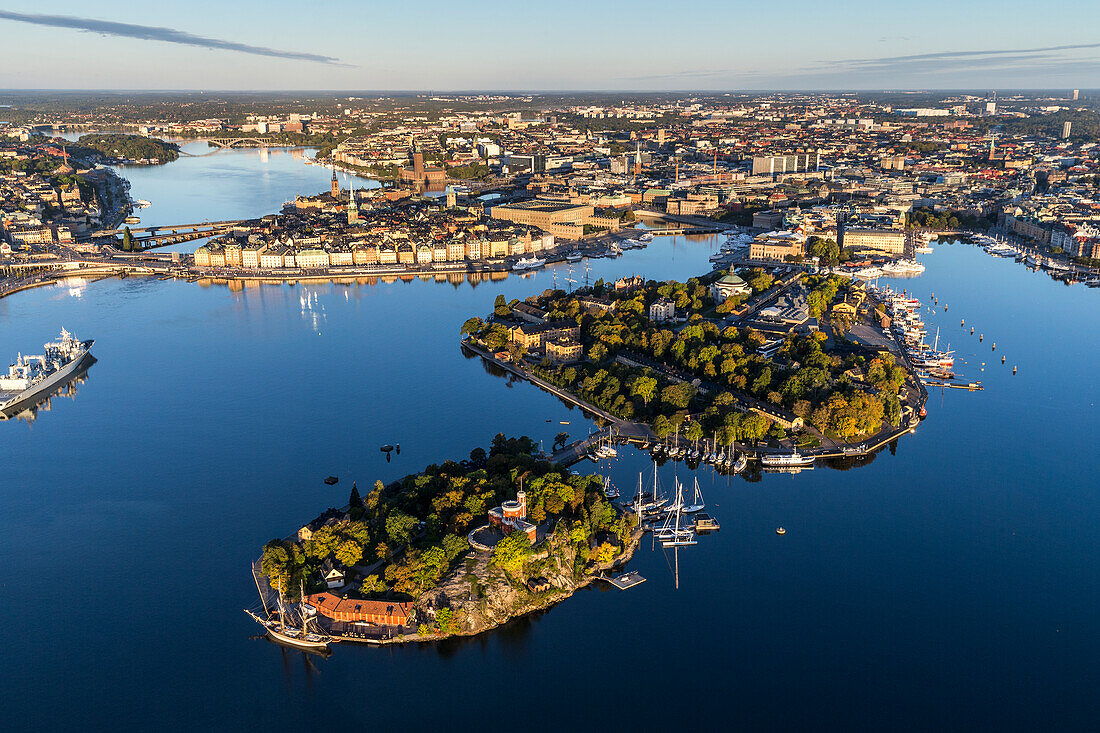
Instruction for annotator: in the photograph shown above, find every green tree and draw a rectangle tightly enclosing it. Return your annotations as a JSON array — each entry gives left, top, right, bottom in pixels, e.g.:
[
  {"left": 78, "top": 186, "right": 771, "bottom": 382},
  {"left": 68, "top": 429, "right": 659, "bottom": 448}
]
[
  {"left": 335, "top": 539, "right": 363, "bottom": 567},
  {"left": 631, "top": 375, "right": 658, "bottom": 406},
  {"left": 741, "top": 412, "right": 771, "bottom": 443},
  {"left": 492, "top": 532, "right": 532, "bottom": 578},
  {"left": 553, "top": 431, "right": 570, "bottom": 451},
  {"left": 494, "top": 294, "right": 511, "bottom": 317},
  {"left": 348, "top": 482, "right": 363, "bottom": 509},
  {"left": 121, "top": 226, "right": 133, "bottom": 252},
  {"left": 386, "top": 511, "right": 419, "bottom": 546},
  {"left": 685, "top": 420, "right": 705, "bottom": 442},
  {"left": 461, "top": 317, "right": 483, "bottom": 335}
]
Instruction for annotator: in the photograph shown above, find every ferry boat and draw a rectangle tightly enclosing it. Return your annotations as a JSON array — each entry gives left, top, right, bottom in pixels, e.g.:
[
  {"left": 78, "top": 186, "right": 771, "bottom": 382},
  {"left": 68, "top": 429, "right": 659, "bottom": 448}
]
[
  {"left": 512, "top": 257, "right": 546, "bottom": 271},
  {"left": 760, "top": 450, "right": 815, "bottom": 468},
  {"left": 565, "top": 251, "right": 583, "bottom": 262},
  {"left": 1, "top": 329, "right": 94, "bottom": 419}
]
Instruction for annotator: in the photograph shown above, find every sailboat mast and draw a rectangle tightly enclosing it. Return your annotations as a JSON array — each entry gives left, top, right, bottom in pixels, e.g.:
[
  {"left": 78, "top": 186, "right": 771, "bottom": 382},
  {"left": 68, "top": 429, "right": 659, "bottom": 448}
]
[
  {"left": 300, "top": 581, "right": 308, "bottom": 633},
  {"left": 252, "top": 563, "right": 270, "bottom": 616}
]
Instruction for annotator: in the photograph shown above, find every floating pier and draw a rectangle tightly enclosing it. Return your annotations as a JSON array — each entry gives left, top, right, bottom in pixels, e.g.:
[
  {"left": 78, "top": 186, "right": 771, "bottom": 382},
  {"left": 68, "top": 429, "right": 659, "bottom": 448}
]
[{"left": 603, "top": 571, "right": 646, "bottom": 590}]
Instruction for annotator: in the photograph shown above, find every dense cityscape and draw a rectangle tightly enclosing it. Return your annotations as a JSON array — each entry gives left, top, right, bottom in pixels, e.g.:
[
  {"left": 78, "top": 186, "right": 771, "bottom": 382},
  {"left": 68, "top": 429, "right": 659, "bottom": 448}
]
[{"left": 3, "top": 2, "right": 1099, "bottom": 729}]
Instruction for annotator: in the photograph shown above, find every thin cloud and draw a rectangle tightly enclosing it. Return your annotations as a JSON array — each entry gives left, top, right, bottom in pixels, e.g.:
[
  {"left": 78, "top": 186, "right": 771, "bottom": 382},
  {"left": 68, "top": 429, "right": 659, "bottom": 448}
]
[{"left": 0, "top": 10, "right": 352, "bottom": 66}]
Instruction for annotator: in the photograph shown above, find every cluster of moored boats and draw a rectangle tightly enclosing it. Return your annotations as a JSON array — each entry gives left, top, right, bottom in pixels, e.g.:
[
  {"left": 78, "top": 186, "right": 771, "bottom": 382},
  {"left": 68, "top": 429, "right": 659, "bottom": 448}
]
[
  {"left": 837, "top": 259, "right": 926, "bottom": 280},
  {"left": 649, "top": 437, "right": 749, "bottom": 473},
  {"left": 589, "top": 429, "right": 815, "bottom": 473},
  {"left": 709, "top": 231, "right": 753, "bottom": 262},
  {"left": 618, "top": 466, "right": 717, "bottom": 547},
  {"left": 972, "top": 234, "right": 1100, "bottom": 286},
  {"left": 872, "top": 284, "right": 956, "bottom": 380}
]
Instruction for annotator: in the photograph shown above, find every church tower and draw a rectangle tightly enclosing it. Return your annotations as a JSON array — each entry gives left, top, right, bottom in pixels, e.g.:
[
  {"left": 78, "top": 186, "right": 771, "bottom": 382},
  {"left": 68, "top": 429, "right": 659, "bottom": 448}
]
[
  {"left": 330, "top": 169, "right": 340, "bottom": 197},
  {"left": 347, "top": 189, "right": 359, "bottom": 223}
]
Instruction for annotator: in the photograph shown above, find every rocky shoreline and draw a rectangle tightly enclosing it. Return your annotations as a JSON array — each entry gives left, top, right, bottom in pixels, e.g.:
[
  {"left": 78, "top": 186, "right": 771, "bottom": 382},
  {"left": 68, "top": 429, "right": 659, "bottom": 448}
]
[{"left": 386, "top": 520, "right": 644, "bottom": 645}]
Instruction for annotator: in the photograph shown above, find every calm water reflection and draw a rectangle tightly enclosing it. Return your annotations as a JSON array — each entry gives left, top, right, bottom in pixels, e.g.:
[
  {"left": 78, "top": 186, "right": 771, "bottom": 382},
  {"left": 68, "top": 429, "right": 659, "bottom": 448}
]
[{"left": 2, "top": 148, "right": 1099, "bottom": 729}]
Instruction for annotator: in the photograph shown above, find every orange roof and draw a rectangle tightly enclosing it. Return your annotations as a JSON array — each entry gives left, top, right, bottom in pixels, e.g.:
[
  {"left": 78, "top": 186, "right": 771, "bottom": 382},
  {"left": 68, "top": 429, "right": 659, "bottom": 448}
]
[{"left": 306, "top": 592, "right": 412, "bottom": 620}]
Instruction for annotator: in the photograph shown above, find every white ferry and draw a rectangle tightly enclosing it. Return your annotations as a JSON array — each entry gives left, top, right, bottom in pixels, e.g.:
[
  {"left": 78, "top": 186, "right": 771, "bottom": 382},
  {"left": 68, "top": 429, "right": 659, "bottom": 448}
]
[
  {"left": 760, "top": 450, "right": 815, "bottom": 468},
  {"left": 512, "top": 257, "right": 546, "bottom": 271}
]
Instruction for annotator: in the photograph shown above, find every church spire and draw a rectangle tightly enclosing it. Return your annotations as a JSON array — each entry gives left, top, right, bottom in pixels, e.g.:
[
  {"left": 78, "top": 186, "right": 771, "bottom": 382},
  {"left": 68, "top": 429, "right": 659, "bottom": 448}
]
[{"left": 330, "top": 168, "right": 339, "bottom": 197}]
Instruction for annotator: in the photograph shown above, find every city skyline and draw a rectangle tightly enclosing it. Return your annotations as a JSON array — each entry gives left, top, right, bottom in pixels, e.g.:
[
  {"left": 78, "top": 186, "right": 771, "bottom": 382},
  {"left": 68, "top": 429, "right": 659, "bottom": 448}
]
[{"left": 1, "top": 0, "right": 1098, "bottom": 90}]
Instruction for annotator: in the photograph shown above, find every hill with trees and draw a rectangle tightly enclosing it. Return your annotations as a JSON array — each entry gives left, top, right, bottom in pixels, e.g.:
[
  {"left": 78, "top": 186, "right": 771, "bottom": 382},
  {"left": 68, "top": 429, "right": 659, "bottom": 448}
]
[{"left": 258, "top": 434, "right": 639, "bottom": 638}]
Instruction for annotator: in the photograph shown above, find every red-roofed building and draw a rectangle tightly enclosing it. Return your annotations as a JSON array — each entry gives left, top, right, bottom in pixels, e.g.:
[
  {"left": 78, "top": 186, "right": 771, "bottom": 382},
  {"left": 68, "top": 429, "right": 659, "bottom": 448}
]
[{"left": 305, "top": 593, "right": 413, "bottom": 626}]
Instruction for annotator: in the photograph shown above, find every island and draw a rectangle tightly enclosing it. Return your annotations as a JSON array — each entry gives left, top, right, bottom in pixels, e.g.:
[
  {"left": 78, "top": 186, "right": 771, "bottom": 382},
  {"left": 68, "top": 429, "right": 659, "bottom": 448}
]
[
  {"left": 74, "top": 134, "right": 180, "bottom": 165},
  {"left": 253, "top": 434, "right": 640, "bottom": 645},
  {"left": 461, "top": 270, "right": 924, "bottom": 463}
]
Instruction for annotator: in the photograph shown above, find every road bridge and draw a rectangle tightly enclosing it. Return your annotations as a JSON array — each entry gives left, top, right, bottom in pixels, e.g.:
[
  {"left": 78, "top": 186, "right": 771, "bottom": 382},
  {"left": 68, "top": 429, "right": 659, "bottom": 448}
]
[
  {"left": 203, "top": 137, "right": 279, "bottom": 149},
  {"left": 77, "top": 220, "right": 247, "bottom": 241}
]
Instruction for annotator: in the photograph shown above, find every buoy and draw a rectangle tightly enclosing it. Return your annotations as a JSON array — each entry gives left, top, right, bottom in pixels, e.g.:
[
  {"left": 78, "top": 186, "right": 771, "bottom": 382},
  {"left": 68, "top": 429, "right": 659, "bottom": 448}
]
[
  {"left": 992, "top": 343, "right": 996, "bottom": 351},
  {"left": 944, "top": 305, "right": 948, "bottom": 311},
  {"left": 776, "top": 527, "right": 786, "bottom": 536},
  {"left": 979, "top": 334, "right": 983, "bottom": 342},
  {"left": 1013, "top": 365, "right": 1017, "bottom": 375},
  {"left": 970, "top": 327, "right": 974, "bottom": 334},
  {"left": 396, "top": 443, "right": 401, "bottom": 454},
  {"left": 961, "top": 319, "right": 965, "bottom": 327}
]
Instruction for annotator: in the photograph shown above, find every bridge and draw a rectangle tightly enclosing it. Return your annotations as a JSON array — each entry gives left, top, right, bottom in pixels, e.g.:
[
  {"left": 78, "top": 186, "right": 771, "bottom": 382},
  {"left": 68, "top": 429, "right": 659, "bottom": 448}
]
[
  {"left": 76, "top": 219, "right": 248, "bottom": 249},
  {"left": 203, "top": 137, "right": 279, "bottom": 149}
]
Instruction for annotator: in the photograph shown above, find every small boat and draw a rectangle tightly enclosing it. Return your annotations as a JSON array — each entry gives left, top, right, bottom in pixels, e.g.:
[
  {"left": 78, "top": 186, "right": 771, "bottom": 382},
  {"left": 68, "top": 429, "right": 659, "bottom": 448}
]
[
  {"left": 565, "top": 251, "right": 583, "bottom": 262},
  {"left": 602, "top": 475, "right": 620, "bottom": 500},
  {"left": 682, "top": 478, "right": 705, "bottom": 513},
  {"left": 776, "top": 527, "right": 786, "bottom": 535}
]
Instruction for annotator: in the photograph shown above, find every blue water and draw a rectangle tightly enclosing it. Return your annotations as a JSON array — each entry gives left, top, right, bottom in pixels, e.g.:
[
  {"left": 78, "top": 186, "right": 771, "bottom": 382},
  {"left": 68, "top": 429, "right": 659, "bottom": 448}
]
[{"left": 2, "top": 149, "right": 1098, "bottom": 729}]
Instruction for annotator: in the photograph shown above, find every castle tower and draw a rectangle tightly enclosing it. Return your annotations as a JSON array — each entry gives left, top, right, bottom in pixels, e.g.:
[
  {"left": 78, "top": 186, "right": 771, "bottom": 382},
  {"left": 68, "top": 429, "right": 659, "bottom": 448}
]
[
  {"left": 330, "top": 169, "right": 339, "bottom": 197},
  {"left": 446, "top": 185, "right": 456, "bottom": 209},
  {"left": 516, "top": 490, "right": 526, "bottom": 518}
]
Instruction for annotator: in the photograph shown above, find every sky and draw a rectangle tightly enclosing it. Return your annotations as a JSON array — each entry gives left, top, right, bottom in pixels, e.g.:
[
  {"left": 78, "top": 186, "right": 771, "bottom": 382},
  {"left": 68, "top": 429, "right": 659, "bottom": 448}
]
[{"left": 1, "top": 0, "right": 1098, "bottom": 91}]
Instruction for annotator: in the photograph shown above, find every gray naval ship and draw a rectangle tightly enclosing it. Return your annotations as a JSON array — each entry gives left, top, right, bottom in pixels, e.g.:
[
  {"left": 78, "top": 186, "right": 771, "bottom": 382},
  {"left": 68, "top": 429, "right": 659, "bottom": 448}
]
[{"left": 0, "top": 329, "right": 95, "bottom": 419}]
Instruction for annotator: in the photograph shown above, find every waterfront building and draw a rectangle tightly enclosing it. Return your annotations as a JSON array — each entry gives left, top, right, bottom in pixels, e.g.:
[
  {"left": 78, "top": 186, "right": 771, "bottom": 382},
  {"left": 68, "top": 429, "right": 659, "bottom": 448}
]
[
  {"left": 749, "top": 231, "right": 805, "bottom": 261},
  {"left": 241, "top": 243, "right": 266, "bottom": 268},
  {"left": 305, "top": 592, "right": 413, "bottom": 626},
  {"left": 489, "top": 200, "right": 601, "bottom": 240},
  {"left": 295, "top": 248, "right": 330, "bottom": 269},
  {"left": 509, "top": 321, "right": 580, "bottom": 351},
  {"left": 838, "top": 227, "right": 905, "bottom": 256}
]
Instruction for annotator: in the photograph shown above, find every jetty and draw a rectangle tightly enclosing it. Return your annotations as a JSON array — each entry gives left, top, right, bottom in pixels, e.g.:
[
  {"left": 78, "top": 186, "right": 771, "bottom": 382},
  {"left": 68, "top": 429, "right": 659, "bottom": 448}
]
[{"left": 602, "top": 571, "right": 646, "bottom": 590}]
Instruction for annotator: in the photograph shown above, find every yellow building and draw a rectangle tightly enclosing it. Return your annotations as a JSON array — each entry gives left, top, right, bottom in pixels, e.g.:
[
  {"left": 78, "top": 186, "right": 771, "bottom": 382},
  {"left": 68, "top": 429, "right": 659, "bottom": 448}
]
[
  {"left": 749, "top": 232, "right": 805, "bottom": 261},
  {"left": 489, "top": 200, "right": 601, "bottom": 240},
  {"left": 840, "top": 228, "right": 905, "bottom": 255}
]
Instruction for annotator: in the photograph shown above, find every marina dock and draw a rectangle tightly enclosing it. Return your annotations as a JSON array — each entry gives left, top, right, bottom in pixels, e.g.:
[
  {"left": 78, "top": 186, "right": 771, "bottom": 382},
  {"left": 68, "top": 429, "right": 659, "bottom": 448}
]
[{"left": 602, "top": 571, "right": 646, "bottom": 590}]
